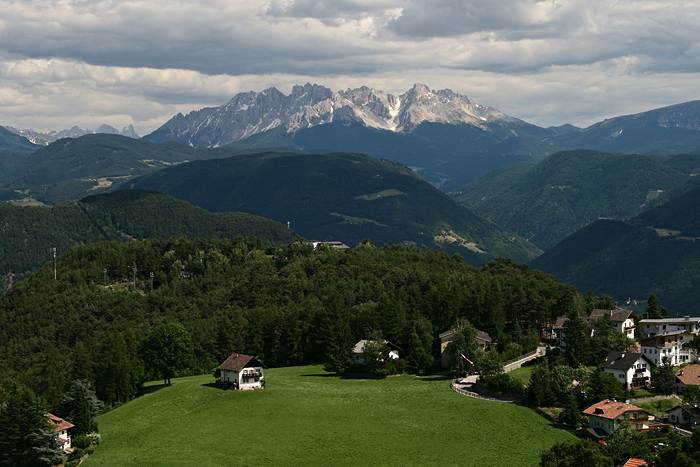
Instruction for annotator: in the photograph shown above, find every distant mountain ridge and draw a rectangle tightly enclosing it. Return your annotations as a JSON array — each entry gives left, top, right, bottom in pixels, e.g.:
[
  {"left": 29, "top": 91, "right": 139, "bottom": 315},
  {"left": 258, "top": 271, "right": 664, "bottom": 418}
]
[
  {"left": 142, "top": 84, "right": 700, "bottom": 189},
  {"left": 4, "top": 124, "right": 139, "bottom": 146},
  {"left": 143, "top": 83, "right": 515, "bottom": 148}
]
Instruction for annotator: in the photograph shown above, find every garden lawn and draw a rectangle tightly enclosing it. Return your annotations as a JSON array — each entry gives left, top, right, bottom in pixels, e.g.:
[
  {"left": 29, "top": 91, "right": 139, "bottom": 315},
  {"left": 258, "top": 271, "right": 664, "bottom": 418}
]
[{"left": 84, "top": 365, "right": 574, "bottom": 467}]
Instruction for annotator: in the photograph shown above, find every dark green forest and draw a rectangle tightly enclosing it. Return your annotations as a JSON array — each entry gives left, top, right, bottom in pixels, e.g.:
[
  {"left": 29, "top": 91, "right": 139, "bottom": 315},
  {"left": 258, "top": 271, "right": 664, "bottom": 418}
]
[
  {"left": 0, "top": 237, "right": 580, "bottom": 408},
  {"left": 130, "top": 151, "right": 542, "bottom": 263}
]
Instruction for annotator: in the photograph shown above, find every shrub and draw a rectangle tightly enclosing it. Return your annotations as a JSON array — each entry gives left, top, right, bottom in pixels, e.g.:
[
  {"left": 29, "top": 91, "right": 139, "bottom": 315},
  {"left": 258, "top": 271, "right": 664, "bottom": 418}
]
[
  {"left": 481, "top": 373, "right": 525, "bottom": 396},
  {"left": 72, "top": 434, "right": 92, "bottom": 450},
  {"left": 86, "top": 432, "right": 102, "bottom": 446}
]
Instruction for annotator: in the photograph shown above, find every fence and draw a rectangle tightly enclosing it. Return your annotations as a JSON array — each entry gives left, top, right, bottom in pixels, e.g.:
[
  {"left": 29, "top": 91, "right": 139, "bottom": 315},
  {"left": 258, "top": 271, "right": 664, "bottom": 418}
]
[
  {"left": 502, "top": 349, "right": 539, "bottom": 368},
  {"left": 451, "top": 381, "right": 512, "bottom": 403}
]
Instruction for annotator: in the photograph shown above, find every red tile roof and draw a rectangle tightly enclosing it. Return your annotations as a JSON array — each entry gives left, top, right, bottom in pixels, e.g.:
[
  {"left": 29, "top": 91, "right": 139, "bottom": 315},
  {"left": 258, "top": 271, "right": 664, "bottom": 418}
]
[
  {"left": 676, "top": 364, "right": 700, "bottom": 386},
  {"left": 582, "top": 400, "right": 649, "bottom": 420},
  {"left": 46, "top": 413, "right": 74, "bottom": 432},
  {"left": 623, "top": 459, "right": 648, "bottom": 467}
]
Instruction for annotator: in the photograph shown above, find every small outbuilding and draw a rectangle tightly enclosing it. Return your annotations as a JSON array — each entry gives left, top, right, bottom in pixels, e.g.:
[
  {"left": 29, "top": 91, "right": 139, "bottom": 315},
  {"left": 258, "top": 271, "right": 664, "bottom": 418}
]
[
  {"left": 352, "top": 340, "right": 401, "bottom": 365},
  {"left": 667, "top": 404, "right": 700, "bottom": 429},
  {"left": 217, "top": 353, "right": 265, "bottom": 390}
]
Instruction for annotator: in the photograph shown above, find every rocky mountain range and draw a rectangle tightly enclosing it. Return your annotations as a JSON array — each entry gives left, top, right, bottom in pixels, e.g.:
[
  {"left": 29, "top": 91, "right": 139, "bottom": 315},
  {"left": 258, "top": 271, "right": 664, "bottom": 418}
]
[
  {"left": 143, "top": 83, "right": 517, "bottom": 148},
  {"left": 4, "top": 123, "right": 139, "bottom": 146}
]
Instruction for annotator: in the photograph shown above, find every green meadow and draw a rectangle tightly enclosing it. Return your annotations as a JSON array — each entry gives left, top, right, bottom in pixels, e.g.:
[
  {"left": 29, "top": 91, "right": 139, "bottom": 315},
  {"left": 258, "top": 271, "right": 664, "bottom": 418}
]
[{"left": 84, "top": 365, "right": 574, "bottom": 467}]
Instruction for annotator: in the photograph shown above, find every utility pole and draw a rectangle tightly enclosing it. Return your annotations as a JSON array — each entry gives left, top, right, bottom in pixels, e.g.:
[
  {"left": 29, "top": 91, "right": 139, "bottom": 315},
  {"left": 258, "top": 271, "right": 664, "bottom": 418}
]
[
  {"left": 52, "top": 247, "right": 57, "bottom": 280},
  {"left": 150, "top": 272, "right": 154, "bottom": 291},
  {"left": 103, "top": 268, "right": 107, "bottom": 287},
  {"left": 132, "top": 266, "right": 137, "bottom": 288}
]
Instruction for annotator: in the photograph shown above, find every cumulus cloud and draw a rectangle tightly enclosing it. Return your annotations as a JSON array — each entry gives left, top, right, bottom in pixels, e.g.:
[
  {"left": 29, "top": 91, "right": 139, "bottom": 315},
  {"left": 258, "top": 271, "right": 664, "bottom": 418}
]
[{"left": 0, "top": 0, "right": 698, "bottom": 134}]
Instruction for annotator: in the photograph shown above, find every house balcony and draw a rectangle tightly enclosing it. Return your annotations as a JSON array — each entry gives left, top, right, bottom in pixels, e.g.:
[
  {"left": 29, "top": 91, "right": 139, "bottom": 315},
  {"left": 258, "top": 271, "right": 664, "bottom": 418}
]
[{"left": 241, "top": 370, "right": 262, "bottom": 378}]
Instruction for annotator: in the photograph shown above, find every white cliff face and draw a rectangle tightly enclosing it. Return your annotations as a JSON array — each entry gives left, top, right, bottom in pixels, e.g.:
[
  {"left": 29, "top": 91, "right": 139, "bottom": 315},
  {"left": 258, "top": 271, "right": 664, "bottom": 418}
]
[{"left": 153, "top": 83, "right": 512, "bottom": 147}]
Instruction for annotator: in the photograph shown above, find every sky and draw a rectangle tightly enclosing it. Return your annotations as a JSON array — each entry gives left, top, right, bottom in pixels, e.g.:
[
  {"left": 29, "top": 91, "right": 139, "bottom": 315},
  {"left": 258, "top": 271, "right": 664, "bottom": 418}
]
[{"left": 1, "top": 0, "right": 699, "bottom": 136}]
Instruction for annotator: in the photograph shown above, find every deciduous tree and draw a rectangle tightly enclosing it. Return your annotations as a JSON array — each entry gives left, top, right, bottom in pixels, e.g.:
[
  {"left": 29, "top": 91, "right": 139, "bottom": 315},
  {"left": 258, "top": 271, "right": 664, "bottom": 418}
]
[{"left": 140, "top": 323, "right": 194, "bottom": 385}]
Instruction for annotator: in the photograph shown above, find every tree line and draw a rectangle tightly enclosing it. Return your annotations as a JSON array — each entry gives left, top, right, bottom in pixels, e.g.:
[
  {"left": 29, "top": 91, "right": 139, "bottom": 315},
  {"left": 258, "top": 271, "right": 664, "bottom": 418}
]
[{"left": 0, "top": 236, "right": 585, "bottom": 408}]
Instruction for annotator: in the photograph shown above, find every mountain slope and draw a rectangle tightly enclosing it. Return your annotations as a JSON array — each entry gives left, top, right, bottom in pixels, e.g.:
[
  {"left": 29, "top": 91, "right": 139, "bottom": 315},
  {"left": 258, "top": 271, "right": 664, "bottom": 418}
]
[
  {"left": 529, "top": 185, "right": 700, "bottom": 312},
  {"left": 452, "top": 150, "right": 700, "bottom": 250},
  {"left": 559, "top": 101, "right": 700, "bottom": 155},
  {"left": 129, "top": 151, "right": 541, "bottom": 265},
  {"left": 0, "top": 190, "right": 297, "bottom": 293},
  {"left": 0, "top": 126, "right": 37, "bottom": 151}
]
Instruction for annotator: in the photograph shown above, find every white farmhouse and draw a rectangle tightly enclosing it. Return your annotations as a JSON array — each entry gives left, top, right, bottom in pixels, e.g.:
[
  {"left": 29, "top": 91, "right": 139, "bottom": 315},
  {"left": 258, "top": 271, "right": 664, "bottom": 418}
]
[
  {"left": 217, "top": 353, "right": 265, "bottom": 390},
  {"left": 46, "top": 413, "right": 74, "bottom": 453}
]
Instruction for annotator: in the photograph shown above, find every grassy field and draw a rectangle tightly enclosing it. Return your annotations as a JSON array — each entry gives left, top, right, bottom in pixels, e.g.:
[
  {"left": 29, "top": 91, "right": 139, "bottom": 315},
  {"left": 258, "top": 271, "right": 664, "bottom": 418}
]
[
  {"left": 84, "top": 365, "right": 574, "bottom": 467},
  {"left": 508, "top": 365, "right": 536, "bottom": 385}
]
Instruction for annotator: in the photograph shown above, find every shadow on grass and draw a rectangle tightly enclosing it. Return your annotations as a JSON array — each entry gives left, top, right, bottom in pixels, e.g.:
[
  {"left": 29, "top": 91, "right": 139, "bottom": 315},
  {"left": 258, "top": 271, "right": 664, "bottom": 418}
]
[
  {"left": 201, "top": 382, "right": 223, "bottom": 389},
  {"left": 300, "top": 373, "right": 338, "bottom": 378},
  {"left": 136, "top": 383, "right": 168, "bottom": 397},
  {"left": 417, "top": 375, "right": 452, "bottom": 382}
]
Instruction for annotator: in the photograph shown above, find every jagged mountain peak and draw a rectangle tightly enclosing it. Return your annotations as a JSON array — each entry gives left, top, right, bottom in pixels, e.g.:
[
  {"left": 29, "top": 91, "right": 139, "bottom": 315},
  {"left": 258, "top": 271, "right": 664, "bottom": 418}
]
[{"left": 144, "top": 84, "right": 512, "bottom": 148}]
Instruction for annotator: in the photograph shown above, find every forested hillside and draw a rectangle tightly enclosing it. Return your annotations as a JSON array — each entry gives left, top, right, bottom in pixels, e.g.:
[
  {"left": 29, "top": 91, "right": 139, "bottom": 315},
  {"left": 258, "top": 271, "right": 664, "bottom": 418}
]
[
  {"left": 0, "top": 238, "right": 579, "bottom": 407},
  {"left": 0, "top": 190, "right": 297, "bottom": 293},
  {"left": 530, "top": 184, "right": 700, "bottom": 311},
  {"left": 452, "top": 150, "right": 700, "bottom": 250},
  {"left": 130, "top": 151, "right": 542, "bottom": 264}
]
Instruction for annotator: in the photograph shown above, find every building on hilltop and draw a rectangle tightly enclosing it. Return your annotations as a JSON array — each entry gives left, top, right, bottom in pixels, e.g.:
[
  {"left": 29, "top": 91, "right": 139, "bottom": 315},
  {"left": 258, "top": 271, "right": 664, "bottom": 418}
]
[
  {"left": 582, "top": 399, "right": 652, "bottom": 437},
  {"left": 217, "top": 353, "right": 265, "bottom": 390},
  {"left": 599, "top": 351, "right": 653, "bottom": 389},
  {"left": 305, "top": 240, "right": 351, "bottom": 251},
  {"left": 46, "top": 413, "right": 74, "bottom": 453}
]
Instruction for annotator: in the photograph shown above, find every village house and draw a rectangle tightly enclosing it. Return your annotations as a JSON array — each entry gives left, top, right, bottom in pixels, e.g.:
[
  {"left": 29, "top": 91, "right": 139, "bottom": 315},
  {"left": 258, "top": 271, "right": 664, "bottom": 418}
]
[
  {"left": 638, "top": 317, "right": 700, "bottom": 366},
  {"left": 582, "top": 399, "right": 652, "bottom": 436},
  {"left": 675, "top": 364, "right": 700, "bottom": 394},
  {"left": 640, "top": 333, "right": 693, "bottom": 366},
  {"left": 666, "top": 404, "right": 700, "bottom": 429},
  {"left": 599, "top": 351, "right": 653, "bottom": 389},
  {"left": 639, "top": 317, "right": 700, "bottom": 338},
  {"left": 217, "top": 353, "right": 265, "bottom": 390},
  {"left": 352, "top": 340, "right": 401, "bottom": 365},
  {"left": 438, "top": 327, "right": 491, "bottom": 369},
  {"left": 46, "top": 413, "right": 74, "bottom": 454},
  {"left": 589, "top": 307, "right": 638, "bottom": 339}
]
